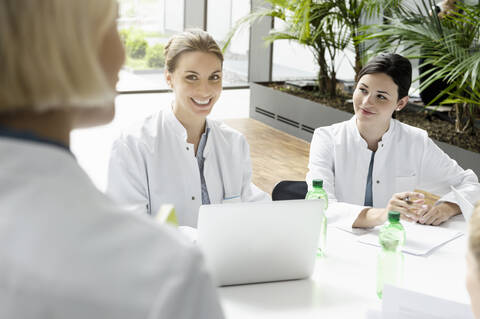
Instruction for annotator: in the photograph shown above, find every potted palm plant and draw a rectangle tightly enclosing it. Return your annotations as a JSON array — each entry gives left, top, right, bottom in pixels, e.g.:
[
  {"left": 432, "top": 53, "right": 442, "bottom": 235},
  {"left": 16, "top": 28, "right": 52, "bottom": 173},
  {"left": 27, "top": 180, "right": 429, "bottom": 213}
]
[
  {"left": 224, "top": 0, "right": 388, "bottom": 140},
  {"left": 226, "top": 0, "right": 388, "bottom": 96},
  {"left": 368, "top": 0, "right": 479, "bottom": 132},
  {"left": 364, "top": 0, "right": 480, "bottom": 174}
]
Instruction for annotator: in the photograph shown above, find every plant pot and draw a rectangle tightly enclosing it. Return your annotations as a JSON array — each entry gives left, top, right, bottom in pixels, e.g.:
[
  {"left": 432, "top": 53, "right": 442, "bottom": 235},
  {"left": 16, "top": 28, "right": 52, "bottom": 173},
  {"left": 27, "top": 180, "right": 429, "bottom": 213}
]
[
  {"left": 249, "top": 82, "right": 352, "bottom": 142},
  {"left": 250, "top": 82, "right": 480, "bottom": 177}
]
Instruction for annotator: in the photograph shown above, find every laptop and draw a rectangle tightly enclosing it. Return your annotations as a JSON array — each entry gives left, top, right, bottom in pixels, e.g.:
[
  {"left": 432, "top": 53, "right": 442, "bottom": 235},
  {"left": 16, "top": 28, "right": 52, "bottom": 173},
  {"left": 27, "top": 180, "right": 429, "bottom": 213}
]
[
  {"left": 451, "top": 185, "right": 475, "bottom": 221},
  {"left": 197, "top": 200, "right": 323, "bottom": 286}
]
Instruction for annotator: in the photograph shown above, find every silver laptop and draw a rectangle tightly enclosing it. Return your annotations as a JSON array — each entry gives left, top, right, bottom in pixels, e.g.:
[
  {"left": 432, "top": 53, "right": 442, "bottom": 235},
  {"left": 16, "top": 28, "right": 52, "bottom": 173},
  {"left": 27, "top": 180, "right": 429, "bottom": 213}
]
[
  {"left": 451, "top": 186, "right": 475, "bottom": 221},
  {"left": 197, "top": 200, "right": 323, "bottom": 286}
]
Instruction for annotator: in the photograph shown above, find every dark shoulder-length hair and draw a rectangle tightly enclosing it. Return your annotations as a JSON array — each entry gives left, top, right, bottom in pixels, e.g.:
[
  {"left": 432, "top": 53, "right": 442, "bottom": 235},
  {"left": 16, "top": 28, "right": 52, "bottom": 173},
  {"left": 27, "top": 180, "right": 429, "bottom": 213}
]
[{"left": 357, "top": 53, "right": 412, "bottom": 100}]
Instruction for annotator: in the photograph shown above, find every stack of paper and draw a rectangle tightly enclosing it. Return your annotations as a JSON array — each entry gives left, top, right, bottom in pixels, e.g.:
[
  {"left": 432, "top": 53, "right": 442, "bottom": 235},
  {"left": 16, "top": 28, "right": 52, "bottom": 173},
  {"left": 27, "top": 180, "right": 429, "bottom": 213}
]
[{"left": 357, "top": 222, "right": 463, "bottom": 256}]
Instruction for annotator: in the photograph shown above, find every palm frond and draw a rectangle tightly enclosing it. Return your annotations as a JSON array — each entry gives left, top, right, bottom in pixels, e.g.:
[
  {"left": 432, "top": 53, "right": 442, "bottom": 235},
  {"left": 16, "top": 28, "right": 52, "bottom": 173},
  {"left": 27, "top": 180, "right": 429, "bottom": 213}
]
[
  {"left": 367, "top": 0, "right": 480, "bottom": 112},
  {"left": 222, "top": 5, "right": 286, "bottom": 52}
]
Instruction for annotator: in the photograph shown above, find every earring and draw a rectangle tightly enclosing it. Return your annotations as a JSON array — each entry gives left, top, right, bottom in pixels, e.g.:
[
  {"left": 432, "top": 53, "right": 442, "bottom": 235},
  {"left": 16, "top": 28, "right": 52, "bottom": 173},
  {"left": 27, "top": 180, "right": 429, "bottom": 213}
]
[{"left": 396, "top": 107, "right": 400, "bottom": 111}]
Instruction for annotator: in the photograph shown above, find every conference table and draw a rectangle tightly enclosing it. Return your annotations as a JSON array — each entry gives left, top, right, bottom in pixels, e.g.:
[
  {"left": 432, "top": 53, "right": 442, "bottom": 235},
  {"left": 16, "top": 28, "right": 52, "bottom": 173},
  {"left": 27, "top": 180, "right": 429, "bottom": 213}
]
[{"left": 217, "top": 214, "right": 470, "bottom": 318}]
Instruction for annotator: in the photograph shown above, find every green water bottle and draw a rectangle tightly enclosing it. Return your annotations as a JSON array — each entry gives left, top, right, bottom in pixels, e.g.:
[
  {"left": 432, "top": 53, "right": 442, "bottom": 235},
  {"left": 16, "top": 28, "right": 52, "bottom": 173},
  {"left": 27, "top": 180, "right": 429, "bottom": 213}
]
[
  {"left": 305, "top": 179, "right": 328, "bottom": 257},
  {"left": 376, "top": 211, "right": 406, "bottom": 299}
]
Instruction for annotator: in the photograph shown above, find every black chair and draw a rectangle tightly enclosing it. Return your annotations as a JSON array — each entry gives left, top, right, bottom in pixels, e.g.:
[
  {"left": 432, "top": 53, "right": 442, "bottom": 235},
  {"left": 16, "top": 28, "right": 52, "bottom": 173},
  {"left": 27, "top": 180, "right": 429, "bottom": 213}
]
[{"left": 272, "top": 180, "right": 308, "bottom": 201}]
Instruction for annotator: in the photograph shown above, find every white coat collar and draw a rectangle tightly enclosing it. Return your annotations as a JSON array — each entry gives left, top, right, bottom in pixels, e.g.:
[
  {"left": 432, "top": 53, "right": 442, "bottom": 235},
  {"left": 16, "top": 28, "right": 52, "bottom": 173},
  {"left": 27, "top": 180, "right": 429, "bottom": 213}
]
[
  {"left": 164, "top": 104, "right": 213, "bottom": 156},
  {"left": 203, "top": 121, "right": 212, "bottom": 157},
  {"left": 165, "top": 105, "right": 188, "bottom": 141},
  {"left": 349, "top": 115, "right": 396, "bottom": 149}
]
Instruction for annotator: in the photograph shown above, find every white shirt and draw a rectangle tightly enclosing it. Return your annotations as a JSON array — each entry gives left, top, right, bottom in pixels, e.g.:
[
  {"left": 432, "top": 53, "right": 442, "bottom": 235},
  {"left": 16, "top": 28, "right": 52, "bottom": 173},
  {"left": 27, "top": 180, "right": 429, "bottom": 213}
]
[
  {"left": 306, "top": 116, "right": 480, "bottom": 222},
  {"left": 0, "top": 136, "right": 224, "bottom": 319},
  {"left": 107, "top": 107, "right": 270, "bottom": 227}
]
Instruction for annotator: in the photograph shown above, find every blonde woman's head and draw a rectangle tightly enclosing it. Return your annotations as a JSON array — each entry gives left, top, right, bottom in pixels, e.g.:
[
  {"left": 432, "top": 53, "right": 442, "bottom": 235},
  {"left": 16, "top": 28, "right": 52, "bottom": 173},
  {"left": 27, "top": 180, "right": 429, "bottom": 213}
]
[
  {"left": 164, "top": 29, "right": 223, "bottom": 73},
  {"left": 467, "top": 203, "right": 480, "bottom": 318},
  {"left": 0, "top": 0, "right": 121, "bottom": 114}
]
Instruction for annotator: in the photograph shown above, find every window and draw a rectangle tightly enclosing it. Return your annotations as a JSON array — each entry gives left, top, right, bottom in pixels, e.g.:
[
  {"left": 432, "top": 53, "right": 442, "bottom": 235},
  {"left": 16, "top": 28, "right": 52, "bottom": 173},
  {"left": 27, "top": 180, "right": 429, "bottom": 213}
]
[
  {"left": 117, "top": 0, "right": 182, "bottom": 92},
  {"left": 117, "top": 0, "right": 249, "bottom": 92},
  {"left": 271, "top": 18, "right": 355, "bottom": 83},
  {"left": 207, "top": 0, "right": 250, "bottom": 87}
]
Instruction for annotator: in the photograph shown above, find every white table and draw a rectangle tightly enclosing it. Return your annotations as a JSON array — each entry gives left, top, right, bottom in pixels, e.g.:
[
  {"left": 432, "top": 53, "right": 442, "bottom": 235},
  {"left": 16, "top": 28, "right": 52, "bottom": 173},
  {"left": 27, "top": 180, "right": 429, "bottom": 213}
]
[{"left": 218, "top": 215, "right": 469, "bottom": 318}]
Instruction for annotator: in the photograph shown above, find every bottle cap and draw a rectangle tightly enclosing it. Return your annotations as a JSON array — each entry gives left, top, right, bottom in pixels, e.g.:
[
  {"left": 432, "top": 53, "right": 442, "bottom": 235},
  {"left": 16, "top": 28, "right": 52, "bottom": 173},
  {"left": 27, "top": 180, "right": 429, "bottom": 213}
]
[
  {"left": 312, "top": 179, "right": 323, "bottom": 188},
  {"left": 388, "top": 211, "right": 401, "bottom": 222}
]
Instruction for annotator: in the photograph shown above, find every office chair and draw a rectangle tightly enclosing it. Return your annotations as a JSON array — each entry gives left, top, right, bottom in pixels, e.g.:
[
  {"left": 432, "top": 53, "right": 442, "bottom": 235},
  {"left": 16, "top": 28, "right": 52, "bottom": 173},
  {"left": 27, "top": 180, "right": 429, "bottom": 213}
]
[{"left": 272, "top": 180, "right": 308, "bottom": 201}]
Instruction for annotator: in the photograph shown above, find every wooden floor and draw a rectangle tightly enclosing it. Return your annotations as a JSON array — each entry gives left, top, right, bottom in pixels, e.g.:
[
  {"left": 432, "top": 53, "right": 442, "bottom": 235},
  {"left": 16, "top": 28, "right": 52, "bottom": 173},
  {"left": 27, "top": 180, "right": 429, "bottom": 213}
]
[{"left": 223, "top": 118, "right": 311, "bottom": 195}]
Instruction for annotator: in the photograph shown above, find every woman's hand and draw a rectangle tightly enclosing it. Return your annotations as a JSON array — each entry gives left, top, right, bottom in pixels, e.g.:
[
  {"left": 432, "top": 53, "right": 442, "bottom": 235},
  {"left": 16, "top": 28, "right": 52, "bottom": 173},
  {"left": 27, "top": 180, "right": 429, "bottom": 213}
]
[
  {"left": 353, "top": 192, "right": 429, "bottom": 229},
  {"left": 386, "top": 192, "right": 428, "bottom": 223},
  {"left": 418, "top": 202, "right": 460, "bottom": 226}
]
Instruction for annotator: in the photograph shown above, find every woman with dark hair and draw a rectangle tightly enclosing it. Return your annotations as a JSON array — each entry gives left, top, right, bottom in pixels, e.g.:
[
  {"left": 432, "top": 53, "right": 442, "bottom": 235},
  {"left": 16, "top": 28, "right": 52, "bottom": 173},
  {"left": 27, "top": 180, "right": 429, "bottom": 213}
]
[{"left": 306, "top": 53, "right": 480, "bottom": 228}]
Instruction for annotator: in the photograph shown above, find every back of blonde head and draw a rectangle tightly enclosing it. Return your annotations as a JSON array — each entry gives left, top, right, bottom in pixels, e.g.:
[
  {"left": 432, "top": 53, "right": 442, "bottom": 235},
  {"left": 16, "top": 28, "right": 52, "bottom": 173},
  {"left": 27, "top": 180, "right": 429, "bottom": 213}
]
[
  {"left": 0, "top": 0, "right": 117, "bottom": 113},
  {"left": 164, "top": 29, "right": 223, "bottom": 73},
  {"left": 470, "top": 203, "right": 480, "bottom": 266}
]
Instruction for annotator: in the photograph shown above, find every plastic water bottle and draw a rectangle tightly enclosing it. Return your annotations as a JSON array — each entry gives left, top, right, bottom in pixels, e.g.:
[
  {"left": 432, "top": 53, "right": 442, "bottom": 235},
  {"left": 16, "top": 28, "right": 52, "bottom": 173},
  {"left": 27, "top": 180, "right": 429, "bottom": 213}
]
[
  {"left": 305, "top": 179, "right": 328, "bottom": 256},
  {"left": 376, "top": 211, "right": 405, "bottom": 299}
]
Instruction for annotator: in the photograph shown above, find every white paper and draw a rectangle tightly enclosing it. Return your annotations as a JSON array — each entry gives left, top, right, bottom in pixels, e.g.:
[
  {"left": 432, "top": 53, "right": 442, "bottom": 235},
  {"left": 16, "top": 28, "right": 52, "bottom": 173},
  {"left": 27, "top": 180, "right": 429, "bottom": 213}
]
[
  {"left": 334, "top": 219, "right": 375, "bottom": 236},
  {"left": 357, "top": 222, "right": 463, "bottom": 256},
  {"left": 382, "top": 285, "right": 474, "bottom": 319}
]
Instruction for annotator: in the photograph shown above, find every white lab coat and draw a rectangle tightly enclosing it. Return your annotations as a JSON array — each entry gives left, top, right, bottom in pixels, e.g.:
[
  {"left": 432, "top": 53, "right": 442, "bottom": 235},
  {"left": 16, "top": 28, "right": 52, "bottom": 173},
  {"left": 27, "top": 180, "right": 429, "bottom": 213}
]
[
  {"left": 0, "top": 137, "right": 224, "bottom": 319},
  {"left": 306, "top": 116, "right": 480, "bottom": 222},
  {"left": 106, "top": 107, "right": 270, "bottom": 227}
]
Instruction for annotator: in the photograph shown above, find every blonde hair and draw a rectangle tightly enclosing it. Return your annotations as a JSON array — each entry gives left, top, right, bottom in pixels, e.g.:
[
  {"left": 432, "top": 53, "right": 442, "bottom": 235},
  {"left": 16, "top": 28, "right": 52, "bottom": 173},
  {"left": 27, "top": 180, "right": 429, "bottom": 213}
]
[
  {"left": 0, "top": 0, "right": 117, "bottom": 113},
  {"left": 164, "top": 29, "right": 223, "bottom": 73},
  {"left": 469, "top": 203, "right": 480, "bottom": 266}
]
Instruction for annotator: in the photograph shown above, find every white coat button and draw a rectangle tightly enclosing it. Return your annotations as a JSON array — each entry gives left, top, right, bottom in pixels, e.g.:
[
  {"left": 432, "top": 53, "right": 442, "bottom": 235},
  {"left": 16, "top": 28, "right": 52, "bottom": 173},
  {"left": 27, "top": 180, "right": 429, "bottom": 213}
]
[
  {"left": 376, "top": 180, "right": 380, "bottom": 184},
  {"left": 186, "top": 146, "right": 189, "bottom": 151},
  {"left": 191, "top": 196, "right": 195, "bottom": 200},
  {"left": 381, "top": 144, "right": 384, "bottom": 147}
]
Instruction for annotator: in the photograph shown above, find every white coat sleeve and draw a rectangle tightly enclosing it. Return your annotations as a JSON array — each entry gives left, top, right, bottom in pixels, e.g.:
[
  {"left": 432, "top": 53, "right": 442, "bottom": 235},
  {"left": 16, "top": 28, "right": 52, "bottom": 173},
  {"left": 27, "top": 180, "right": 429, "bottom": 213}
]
[
  {"left": 106, "top": 138, "right": 150, "bottom": 215},
  {"left": 306, "top": 128, "right": 367, "bottom": 223},
  {"left": 148, "top": 246, "right": 224, "bottom": 319},
  {"left": 239, "top": 136, "right": 271, "bottom": 202},
  {"left": 419, "top": 134, "right": 480, "bottom": 213}
]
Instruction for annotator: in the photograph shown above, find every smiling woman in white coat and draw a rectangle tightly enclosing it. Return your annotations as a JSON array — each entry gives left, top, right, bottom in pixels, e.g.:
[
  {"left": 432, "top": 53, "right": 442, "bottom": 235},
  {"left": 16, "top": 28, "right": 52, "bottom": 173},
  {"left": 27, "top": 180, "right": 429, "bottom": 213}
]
[
  {"left": 0, "top": 1, "right": 223, "bottom": 318},
  {"left": 306, "top": 53, "right": 480, "bottom": 228},
  {"left": 106, "top": 29, "right": 269, "bottom": 227}
]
